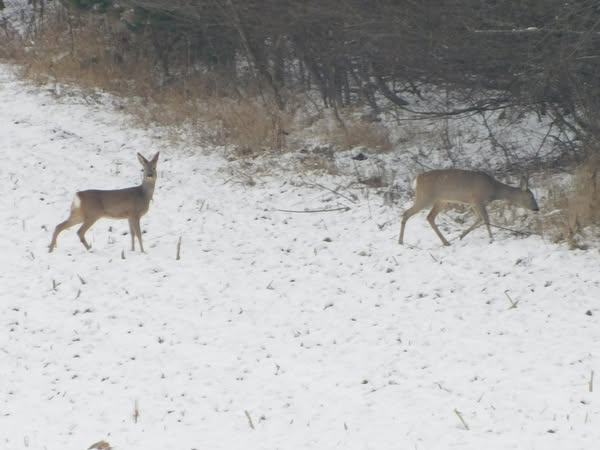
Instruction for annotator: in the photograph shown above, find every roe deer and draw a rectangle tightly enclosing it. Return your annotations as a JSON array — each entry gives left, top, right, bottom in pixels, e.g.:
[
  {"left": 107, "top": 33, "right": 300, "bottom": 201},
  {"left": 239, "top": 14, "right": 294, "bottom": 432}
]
[
  {"left": 398, "top": 169, "right": 539, "bottom": 246},
  {"left": 48, "top": 152, "right": 159, "bottom": 253}
]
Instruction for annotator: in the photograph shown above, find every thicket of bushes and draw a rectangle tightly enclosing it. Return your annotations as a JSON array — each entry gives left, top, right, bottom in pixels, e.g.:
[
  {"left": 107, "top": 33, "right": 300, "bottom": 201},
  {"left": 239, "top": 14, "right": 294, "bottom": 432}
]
[
  {"left": 3, "top": 0, "right": 600, "bottom": 241},
  {"left": 4, "top": 1, "right": 600, "bottom": 134}
]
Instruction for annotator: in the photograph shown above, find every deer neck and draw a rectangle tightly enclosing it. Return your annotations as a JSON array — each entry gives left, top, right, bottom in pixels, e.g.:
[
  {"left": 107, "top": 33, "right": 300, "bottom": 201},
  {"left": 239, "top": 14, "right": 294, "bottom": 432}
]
[
  {"left": 140, "top": 177, "right": 156, "bottom": 201},
  {"left": 493, "top": 180, "right": 520, "bottom": 201}
]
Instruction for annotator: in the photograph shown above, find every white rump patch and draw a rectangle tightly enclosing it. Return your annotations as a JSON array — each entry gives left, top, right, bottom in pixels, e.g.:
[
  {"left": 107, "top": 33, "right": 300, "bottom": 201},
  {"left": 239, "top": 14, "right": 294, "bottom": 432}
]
[{"left": 72, "top": 194, "right": 81, "bottom": 209}]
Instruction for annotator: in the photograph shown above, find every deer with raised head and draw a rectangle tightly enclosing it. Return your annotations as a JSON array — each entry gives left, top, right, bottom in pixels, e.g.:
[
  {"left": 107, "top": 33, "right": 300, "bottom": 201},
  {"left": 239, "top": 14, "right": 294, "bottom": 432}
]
[
  {"left": 398, "top": 169, "right": 539, "bottom": 246},
  {"left": 48, "top": 152, "right": 159, "bottom": 253}
]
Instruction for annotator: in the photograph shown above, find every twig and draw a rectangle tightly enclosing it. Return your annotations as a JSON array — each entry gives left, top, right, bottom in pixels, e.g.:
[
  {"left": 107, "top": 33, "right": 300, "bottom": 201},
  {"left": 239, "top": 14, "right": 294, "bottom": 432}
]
[
  {"left": 399, "top": 241, "right": 424, "bottom": 251},
  {"left": 458, "top": 222, "right": 536, "bottom": 239},
  {"left": 479, "top": 110, "right": 513, "bottom": 164},
  {"left": 535, "top": 122, "right": 555, "bottom": 159},
  {"left": 490, "top": 223, "right": 535, "bottom": 237},
  {"left": 310, "top": 182, "right": 357, "bottom": 204},
  {"left": 222, "top": 169, "right": 255, "bottom": 188},
  {"left": 133, "top": 399, "right": 140, "bottom": 423},
  {"left": 436, "top": 382, "right": 452, "bottom": 393},
  {"left": 504, "top": 290, "right": 519, "bottom": 309},
  {"left": 590, "top": 371, "right": 594, "bottom": 393},
  {"left": 176, "top": 237, "right": 182, "bottom": 260},
  {"left": 454, "top": 408, "right": 470, "bottom": 430},
  {"left": 244, "top": 410, "right": 255, "bottom": 430},
  {"left": 273, "top": 206, "right": 350, "bottom": 214}
]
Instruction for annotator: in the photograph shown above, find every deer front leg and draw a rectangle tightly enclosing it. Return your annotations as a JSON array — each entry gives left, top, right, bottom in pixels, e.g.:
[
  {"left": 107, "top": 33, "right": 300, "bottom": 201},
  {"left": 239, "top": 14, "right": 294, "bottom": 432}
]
[{"left": 130, "top": 216, "right": 144, "bottom": 252}]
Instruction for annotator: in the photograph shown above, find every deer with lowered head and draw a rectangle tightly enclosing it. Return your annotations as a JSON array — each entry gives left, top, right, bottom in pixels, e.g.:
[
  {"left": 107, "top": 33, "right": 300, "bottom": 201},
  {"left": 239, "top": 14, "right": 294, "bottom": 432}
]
[
  {"left": 48, "top": 152, "right": 159, "bottom": 253},
  {"left": 398, "top": 169, "right": 539, "bottom": 246}
]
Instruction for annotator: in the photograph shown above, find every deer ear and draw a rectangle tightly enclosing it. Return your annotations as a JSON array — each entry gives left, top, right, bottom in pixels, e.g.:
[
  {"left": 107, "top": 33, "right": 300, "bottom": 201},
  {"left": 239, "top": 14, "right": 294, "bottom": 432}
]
[
  {"left": 137, "top": 153, "right": 148, "bottom": 165},
  {"left": 520, "top": 176, "right": 529, "bottom": 191},
  {"left": 152, "top": 152, "right": 160, "bottom": 162}
]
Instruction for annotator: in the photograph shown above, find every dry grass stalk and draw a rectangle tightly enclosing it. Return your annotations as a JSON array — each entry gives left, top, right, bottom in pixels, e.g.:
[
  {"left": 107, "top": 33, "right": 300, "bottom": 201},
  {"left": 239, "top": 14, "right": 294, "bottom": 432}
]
[
  {"left": 320, "top": 116, "right": 392, "bottom": 152},
  {"left": 133, "top": 399, "right": 140, "bottom": 423},
  {"left": 454, "top": 408, "right": 470, "bottom": 430},
  {"left": 8, "top": 10, "right": 290, "bottom": 153},
  {"left": 244, "top": 410, "right": 255, "bottom": 430},
  {"left": 7, "top": 9, "right": 402, "bottom": 163},
  {"left": 176, "top": 237, "right": 182, "bottom": 260}
]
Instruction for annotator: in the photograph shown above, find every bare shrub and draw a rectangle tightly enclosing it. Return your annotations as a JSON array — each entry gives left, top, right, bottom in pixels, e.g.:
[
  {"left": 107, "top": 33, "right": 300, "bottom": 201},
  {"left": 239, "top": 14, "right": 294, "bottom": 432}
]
[
  {"left": 9, "top": 8, "right": 292, "bottom": 154},
  {"left": 215, "top": 98, "right": 289, "bottom": 156},
  {"left": 564, "top": 157, "right": 600, "bottom": 246},
  {"left": 326, "top": 120, "right": 393, "bottom": 152},
  {"left": 0, "top": 22, "right": 21, "bottom": 59},
  {"left": 294, "top": 146, "right": 340, "bottom": 175},
  {"left": 15, "top": 12, "right": 137, "bottom": 90},
  {"left": 544, "top": 185, "right": 572, "bottom": 245},
  {"left": 542, "top": 156, "right": 600, "bottom": 247},
  {"left": 127, "top": 86, "right": 293, "bottom": 154}
]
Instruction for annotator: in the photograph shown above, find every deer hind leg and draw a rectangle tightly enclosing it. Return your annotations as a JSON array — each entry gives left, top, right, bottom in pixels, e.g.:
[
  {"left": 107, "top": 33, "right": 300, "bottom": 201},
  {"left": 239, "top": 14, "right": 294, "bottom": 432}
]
[
  {"left": 426, "top": 202, "right": 451, "bottom": 246},
  {"left": 477, "top": 204, "right": 493, "bottom": 241},
  {"left": 129, "top": 216, "right": 144, "bottom": 253},
  {"left": 76, "top": 217, "right": 99, "bottom": 250},
  {"left": 399, "top": 202, "right": 428, "bottom": 244},
  {"left": 48, "top": 206, "right": 84, "bottom": 253}
]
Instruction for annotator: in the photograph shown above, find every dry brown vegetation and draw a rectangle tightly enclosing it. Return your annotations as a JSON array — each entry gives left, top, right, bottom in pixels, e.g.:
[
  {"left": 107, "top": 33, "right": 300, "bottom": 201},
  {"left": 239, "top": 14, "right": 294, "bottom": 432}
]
[
  {"left": 6, "top": 8, "right": 392, "bottom": 158},
  {"left": 324, "top": 120, "right": 393, "bottom": 154},
  {"left": 545, "top": 156, "right": 600, "bottom": 248},
  {"left": 5, "top": 1, "right": 600, "bottom": 246}
]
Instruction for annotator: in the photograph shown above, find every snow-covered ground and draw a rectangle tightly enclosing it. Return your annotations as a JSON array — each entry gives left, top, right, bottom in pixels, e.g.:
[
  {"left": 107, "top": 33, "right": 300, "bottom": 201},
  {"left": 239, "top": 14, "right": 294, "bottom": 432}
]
[{"left": 1, "top": 63, "right": 599, "bottom": 450}]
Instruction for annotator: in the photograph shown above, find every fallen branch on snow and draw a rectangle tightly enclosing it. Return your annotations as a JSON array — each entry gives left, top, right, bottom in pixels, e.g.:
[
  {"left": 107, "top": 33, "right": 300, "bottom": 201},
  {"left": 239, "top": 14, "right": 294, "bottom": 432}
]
[{"left": 273, "top": 206, "right": 350, "bottom": 213}]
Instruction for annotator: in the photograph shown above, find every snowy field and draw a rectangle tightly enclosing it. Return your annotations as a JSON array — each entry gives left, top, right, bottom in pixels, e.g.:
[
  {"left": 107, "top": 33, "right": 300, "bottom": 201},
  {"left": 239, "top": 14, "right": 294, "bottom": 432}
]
[{"left": 1, "top": 63, "right": 599, "bottom": 450}]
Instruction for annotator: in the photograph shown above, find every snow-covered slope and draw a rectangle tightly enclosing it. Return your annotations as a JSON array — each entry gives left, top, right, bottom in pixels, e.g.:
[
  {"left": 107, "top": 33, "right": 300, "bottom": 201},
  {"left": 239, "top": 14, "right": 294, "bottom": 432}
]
[{"left": 1, "top": 64, "right": 598, "bottom": 450}]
